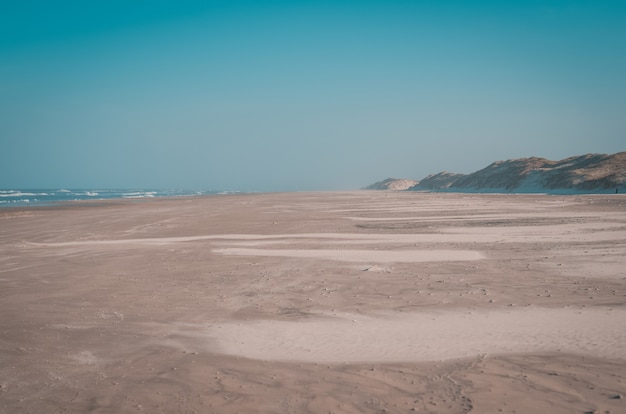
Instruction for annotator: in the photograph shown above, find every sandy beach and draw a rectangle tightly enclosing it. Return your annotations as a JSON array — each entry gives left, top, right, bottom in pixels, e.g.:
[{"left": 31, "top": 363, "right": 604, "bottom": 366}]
[{"left": 1, "top": 191, "right": 625, "bottom": 413}]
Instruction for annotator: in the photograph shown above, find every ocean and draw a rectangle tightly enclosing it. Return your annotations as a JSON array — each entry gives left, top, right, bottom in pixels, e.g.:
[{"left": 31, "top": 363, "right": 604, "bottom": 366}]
[{"left": 0, "top": 189, "right": 234, "bottom": 208}]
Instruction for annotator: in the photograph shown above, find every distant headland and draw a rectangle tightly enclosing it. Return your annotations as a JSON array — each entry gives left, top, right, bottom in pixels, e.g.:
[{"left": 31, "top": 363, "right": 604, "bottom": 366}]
[{"left": 366, "top": 152, "right": 626, "bottom": 194}]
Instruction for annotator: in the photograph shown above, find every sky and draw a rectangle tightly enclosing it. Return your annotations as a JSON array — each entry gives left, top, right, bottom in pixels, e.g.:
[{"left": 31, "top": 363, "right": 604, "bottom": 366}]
[{"left": 1, "top": 0, "right": 625, "bottom": 191}]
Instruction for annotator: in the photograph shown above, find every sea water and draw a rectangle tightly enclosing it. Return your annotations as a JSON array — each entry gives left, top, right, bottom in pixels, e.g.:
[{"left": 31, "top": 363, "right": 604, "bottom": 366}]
[{"left": 0, "top": 189, "right": 234, "bottom": 207}]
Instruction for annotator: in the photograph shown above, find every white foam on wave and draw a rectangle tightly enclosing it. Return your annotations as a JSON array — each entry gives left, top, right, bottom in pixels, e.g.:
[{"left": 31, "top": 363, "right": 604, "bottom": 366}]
[
  {"left": 122, "top": 191, "right": 157, "bottom": 198},
  {"left": 0, "top": 191, "right": 48, "bottom": 197}
]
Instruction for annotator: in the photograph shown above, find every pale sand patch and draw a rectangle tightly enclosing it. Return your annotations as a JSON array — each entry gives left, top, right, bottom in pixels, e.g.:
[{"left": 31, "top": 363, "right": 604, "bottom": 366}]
[
  {"left": 26, "top": 221, "right": 626, "bottom": 250},
  {"left": 71, "top": 351, "right": 99, "bottom": 366},
  {"left": 342, "top": 211, "right": 613, "bottom": 222},
  {"left": 208, "top": 308, "right": 626, "bottom": 363},
  {"left": 325, "top": 200, "right": 583, "bottom": 214},
  {"left": 23, "top": 234, "right": 282, "bottom": 247},
  {"left": 212, "top": 248, "right": 484, "bottom": 262}
]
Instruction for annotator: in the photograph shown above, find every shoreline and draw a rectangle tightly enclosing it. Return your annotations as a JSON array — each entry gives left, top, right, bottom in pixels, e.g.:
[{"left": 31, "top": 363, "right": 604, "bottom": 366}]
[{"left": 2, "top": 188, "right": 625, "bottom": 211}]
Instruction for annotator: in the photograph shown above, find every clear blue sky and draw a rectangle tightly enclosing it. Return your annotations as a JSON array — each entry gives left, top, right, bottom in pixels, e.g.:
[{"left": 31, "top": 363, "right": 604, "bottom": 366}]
[{"left": 1, "top": 1, "right": 625, "bottom": 191}]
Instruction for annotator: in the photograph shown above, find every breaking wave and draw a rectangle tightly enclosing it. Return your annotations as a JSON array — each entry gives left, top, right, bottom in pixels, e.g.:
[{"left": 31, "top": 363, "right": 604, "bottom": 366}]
[{"left": 0, "top": 189, "right": 229, "bottom": 207}]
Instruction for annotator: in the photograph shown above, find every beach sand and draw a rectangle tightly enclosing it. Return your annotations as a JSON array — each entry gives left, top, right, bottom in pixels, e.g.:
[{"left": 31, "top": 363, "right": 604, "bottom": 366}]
[{"left": 1, "top": 191, "right": 625, "bottom": 413}]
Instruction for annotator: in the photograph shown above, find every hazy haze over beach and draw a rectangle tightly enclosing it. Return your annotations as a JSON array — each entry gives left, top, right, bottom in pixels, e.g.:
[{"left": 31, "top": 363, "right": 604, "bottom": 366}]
[{"left": 1, "top": 1, "right": 625, "bottom": 191}]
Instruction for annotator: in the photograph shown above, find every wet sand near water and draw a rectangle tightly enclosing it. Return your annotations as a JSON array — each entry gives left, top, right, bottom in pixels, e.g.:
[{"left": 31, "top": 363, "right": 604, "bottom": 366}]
[{"left": 1, "top": 191, "right": 626, "bottom": 413}]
